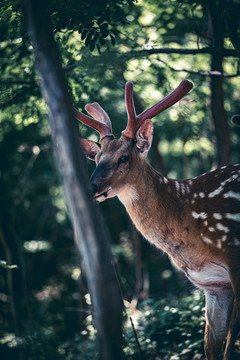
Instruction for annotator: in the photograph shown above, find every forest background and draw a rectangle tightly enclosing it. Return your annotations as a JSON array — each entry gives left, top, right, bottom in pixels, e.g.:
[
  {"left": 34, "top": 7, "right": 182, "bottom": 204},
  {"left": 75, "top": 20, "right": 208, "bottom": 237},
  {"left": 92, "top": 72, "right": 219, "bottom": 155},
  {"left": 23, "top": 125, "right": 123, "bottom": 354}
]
[{"left": 0, "top": 0, "right": 240, "bottom": 359}]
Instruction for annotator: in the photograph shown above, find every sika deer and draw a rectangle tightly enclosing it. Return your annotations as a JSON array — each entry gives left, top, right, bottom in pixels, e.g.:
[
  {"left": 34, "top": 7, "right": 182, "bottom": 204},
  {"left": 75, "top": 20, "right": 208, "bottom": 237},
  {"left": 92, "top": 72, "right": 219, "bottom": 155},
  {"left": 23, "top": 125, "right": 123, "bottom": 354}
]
[{"left": 75, "top": 80, "right": 240, "bottom": 360}]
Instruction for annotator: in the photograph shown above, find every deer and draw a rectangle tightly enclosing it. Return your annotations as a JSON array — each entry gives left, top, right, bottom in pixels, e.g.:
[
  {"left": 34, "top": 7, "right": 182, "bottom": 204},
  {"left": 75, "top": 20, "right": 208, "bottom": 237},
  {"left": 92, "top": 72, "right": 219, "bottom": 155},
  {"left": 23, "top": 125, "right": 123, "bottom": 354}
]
[{"left": 74, "top": 80, "right": 240, "bottom": 360}]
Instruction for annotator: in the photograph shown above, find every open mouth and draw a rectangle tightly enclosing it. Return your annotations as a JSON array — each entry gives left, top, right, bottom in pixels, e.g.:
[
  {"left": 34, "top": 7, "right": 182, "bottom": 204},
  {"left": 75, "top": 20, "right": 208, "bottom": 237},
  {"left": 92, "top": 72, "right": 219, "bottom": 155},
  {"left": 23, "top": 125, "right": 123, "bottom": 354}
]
[{"left": 94, "top": 187, "right": 112, "bottom": 203}]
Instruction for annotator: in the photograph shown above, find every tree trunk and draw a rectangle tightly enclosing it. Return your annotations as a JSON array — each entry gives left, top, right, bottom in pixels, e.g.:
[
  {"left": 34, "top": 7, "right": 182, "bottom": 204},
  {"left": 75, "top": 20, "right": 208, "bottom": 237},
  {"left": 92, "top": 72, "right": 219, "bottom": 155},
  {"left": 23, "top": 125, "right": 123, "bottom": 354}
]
[
  {"left": 208, "top": 0, "right": 230, "bottom": 167},
  {"left": 22, "top": 1, "right": 123, "bottom": 359}
]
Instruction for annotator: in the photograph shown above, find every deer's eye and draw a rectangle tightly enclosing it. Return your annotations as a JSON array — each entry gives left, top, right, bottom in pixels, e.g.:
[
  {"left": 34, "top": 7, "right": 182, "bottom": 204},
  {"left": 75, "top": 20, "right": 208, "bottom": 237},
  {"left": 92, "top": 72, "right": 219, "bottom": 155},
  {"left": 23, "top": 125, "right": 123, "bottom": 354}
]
[{"left": 118, "top": 155, "right": 129, "bottom": 164}]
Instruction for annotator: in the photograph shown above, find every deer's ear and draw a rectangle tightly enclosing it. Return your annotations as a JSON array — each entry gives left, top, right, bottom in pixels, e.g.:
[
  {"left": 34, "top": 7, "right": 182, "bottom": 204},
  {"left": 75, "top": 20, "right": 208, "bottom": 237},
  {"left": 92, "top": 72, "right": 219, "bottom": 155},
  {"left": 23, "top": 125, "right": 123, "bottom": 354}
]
[
  {"left": 79, "top": 139, "right": 101, "bottom": 161},
  {"left": 136, "top": 120, "right": 153, "bottom": 158}
]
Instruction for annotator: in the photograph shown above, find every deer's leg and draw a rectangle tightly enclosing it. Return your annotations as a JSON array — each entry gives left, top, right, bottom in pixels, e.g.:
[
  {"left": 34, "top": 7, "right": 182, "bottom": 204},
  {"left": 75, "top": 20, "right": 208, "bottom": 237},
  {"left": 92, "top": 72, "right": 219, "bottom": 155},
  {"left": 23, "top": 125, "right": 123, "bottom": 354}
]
[
  {"left": 204, "top": 289, "right": 234, "bottom": 360},
  {"left": 229, "top": 261, "right": 240, "bottom": 323},
  {"left": 223, "top": 300, "right": 240, "bottom": 360}
]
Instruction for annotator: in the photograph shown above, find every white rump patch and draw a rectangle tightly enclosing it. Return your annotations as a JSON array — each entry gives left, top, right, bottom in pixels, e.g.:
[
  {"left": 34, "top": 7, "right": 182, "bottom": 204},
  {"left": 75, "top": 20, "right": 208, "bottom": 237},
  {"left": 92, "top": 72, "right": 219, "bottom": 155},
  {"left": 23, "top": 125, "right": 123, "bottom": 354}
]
[{"left": 199, "top": 192, "right": 205, "bottom": 198}]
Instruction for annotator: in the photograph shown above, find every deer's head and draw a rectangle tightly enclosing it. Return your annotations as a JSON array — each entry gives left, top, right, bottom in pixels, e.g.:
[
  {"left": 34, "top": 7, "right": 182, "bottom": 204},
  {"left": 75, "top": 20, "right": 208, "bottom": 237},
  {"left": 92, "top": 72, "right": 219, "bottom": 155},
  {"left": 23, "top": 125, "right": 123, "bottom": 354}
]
[{"left": 75, "top": 80, "right": 193, "bottom": 202}]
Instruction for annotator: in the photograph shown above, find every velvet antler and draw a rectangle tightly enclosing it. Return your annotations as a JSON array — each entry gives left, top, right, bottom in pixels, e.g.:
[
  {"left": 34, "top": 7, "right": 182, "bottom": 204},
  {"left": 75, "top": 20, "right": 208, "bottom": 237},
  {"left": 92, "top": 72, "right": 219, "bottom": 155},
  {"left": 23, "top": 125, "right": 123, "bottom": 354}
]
[
  {"left": 122, "top": 80, "right": 193, "bottom": 139},
  {"left": 74, "top": 102, "right": 113, "bottom": 142}
]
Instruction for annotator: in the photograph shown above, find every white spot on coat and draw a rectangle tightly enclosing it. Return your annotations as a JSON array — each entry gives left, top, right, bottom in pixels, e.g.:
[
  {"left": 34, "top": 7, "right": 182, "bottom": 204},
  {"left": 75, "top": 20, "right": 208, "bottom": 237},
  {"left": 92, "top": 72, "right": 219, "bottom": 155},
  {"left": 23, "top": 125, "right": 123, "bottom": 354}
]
[
  {"left": 181, "top": 183, "right": 185, "bottom": 194},
  {"left": 221, "top": 235, "right": 227, "bottom": 242},
  {"left": 192, "top": 211, "right": 208, "bottom": 219},
  {"left": 208, "top": 186, "right": 224, "bottom": 198},
  {"left": 225, "top": 213, "right": 240, "bottom": 222},
  {"left": 201, "top": 235, "right": 212, "bottom": 244},
  {"left": 223, "top": 191, "right": 240, "bottom": 201},
  {"left": 216, "top": 239, "right": 222, "bottom": 248},
  {"left": 233, "top": 238, "right": 240, "bottom": 246},
  {"left": 175, "top": 182, "right": 180, "bottom": 195},
  {"left": 216, "top": 223, "right": 230, "bottom": 233},
  {"left": 213, "top": 213, "right": 222, "bottom": 220}
]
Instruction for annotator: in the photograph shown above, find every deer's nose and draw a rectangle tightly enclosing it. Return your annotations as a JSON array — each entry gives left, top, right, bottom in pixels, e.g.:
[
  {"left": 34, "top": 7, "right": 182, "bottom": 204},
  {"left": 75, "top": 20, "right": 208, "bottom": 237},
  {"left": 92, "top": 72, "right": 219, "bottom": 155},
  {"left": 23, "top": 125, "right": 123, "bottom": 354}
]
[{"left": 89, "top": 183, "right": 98, "bottom": 196}]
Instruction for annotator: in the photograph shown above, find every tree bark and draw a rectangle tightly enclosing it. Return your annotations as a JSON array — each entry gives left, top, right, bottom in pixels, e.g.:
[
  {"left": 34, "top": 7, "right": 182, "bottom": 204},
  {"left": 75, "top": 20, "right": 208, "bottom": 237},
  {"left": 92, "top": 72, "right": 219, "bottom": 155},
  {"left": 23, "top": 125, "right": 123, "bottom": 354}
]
[
  {"left": 22, "top": 1, "right": 123, "bottom": 359},
  {"left": 208, "top": 0, "right": 230, "bottom": 166}
]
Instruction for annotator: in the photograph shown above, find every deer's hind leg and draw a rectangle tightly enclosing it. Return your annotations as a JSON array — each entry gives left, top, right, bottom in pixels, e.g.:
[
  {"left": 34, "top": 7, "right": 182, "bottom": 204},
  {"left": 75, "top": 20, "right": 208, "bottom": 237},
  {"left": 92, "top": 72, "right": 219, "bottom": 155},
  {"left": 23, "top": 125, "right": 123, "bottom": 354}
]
[
  {"left": 221, "top": 252, "right": 240, "bottom": 359},
  {"left": 228, "top": 255, "right": 240, "bottom": 323},
  {"left": 223, "top": 300, "right": 240, "bottom": 360},
  {"left": 204, "top": 289, "right": 234, "bottom": 360}
]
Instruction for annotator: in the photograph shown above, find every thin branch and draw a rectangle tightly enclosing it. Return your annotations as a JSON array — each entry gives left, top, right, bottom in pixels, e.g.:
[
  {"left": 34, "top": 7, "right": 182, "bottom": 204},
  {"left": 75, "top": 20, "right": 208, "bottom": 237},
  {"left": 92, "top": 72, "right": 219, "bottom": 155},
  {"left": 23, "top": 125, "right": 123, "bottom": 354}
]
[
  {"left": 63, "top": 46, "right": 239, "bottom": 75},
  {"left": 130, "top": 316, "right": 144, "bottom": 360},
  {"left": 158, "top": 59, "right": 240, "bottom": 78},
  {"left": 0, "top": 85, "right": 36, "bottom": 109},
  {"left": 119, "top": 47, "right": 238, "bottom": 59}
]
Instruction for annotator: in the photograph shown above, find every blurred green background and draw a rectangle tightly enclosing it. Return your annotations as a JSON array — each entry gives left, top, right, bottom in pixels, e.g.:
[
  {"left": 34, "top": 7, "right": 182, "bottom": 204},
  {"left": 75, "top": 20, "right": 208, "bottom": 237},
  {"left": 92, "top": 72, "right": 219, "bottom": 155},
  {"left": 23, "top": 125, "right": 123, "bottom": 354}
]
[{"left": 0, "top": 0, "right": 240, "bottom": 359}]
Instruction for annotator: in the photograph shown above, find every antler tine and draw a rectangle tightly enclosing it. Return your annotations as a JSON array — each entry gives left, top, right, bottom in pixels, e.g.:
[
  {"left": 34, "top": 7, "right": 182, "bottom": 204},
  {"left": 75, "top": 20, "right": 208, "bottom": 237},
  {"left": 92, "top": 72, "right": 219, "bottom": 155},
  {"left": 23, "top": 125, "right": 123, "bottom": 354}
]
[
  {"left": 85, "top": 102, "right": 112, "bottom": 133},
  {"left": 122, "top": 80, "right": 193, "bottom": 139},
  {"left": 125, "top": 82, "right": 136, "bottom": 122},
  {"left": 137, "top": 80, "right": 193, "bottom": 124},
  {"left": 74, "top": 104, "right": 113, "bottom": 142},
  {"left": 122, "top": 82, "right": 137, "bottom": 139}
]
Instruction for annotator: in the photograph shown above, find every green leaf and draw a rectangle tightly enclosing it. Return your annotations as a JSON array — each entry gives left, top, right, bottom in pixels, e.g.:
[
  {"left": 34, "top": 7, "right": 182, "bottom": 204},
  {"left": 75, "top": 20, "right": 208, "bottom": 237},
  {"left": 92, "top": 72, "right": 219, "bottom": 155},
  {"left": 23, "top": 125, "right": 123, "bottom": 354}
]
[
  {"left": 89, "top": 40, "right": 95, "bottom": 52},
  {"left": 85, "top": 32, "right": 92, "bottom": 47},
  {"left": 81, "top": 29, "right": 88, "bottom": 40},
  {"left": 110, "top": 34, "right": 115, "bottom": 46}
]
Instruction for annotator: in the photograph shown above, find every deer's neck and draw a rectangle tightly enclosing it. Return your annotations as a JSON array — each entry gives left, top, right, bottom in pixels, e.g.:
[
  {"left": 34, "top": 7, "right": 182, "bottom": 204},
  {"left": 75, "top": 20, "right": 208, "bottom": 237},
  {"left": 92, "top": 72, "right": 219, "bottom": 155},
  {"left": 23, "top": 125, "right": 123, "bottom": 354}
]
[
  {"left": 117, "top": 162, "right": 215, "bottom": 270},
  {"left": 118, "top": 162, "right": 178, "bottom": 234}
]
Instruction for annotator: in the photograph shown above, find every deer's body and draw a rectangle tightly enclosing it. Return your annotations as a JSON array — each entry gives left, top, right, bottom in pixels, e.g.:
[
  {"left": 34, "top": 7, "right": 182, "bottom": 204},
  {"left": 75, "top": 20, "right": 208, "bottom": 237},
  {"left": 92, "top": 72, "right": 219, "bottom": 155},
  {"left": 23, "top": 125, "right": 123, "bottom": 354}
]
[
  {"left": 75, "top": 80, "right": 240, "bottom": 359},
  {"left": 119, "top": 161, "right": 240, "bottom": 268}
]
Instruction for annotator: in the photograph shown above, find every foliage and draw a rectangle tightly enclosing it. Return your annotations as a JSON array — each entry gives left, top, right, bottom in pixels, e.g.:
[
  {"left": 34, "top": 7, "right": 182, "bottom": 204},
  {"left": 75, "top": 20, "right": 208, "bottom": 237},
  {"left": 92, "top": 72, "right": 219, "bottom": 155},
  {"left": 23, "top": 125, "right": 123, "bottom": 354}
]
[
  {"left": 0, "top": 261, "right": 18, "bottom": 270},
  {"left": 0, "top": 0, "right": 240, "bottom": 358},
  {"left": 124, "top": 291, "right": 205, "bottom": 359},
  {"left": 49, "top": 0, "right": 136, "bottom": 52},
  {"left": 0, "top": 291, "right": 205, "bottom": 359}
]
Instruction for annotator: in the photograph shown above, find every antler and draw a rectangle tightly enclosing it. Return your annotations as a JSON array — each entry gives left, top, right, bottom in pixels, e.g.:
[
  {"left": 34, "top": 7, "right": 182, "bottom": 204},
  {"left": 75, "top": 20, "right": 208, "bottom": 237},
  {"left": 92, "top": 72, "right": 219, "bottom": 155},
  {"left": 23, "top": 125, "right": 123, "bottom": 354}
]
[
  {"left": 74, "top": 102, "right": 113, "bottom": 142},
  {"left": 122, "top": 80, "right": 193, "bottom": 139}
]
